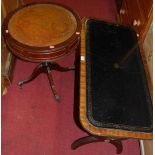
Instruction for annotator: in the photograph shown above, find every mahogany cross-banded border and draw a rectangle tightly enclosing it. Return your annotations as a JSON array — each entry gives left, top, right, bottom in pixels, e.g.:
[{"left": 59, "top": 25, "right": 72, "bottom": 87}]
[{"left": 79, "top": 18, "right": 153, "bottom": 140}]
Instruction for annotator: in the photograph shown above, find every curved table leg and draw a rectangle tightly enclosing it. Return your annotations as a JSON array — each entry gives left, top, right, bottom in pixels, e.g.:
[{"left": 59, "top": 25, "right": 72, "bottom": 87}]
[
  {"left": 71, "top": 135, "right": 124, "bottom": 154},
  {"left": 71, "top": 136, "right": 101, "bottom": 150},
  {"left": 110, "top": 140, "right": 123, "bottom": 154},
  {"left": 18, "top": 63, "right": 44, "bottom": 89},
  {"left": 46, "top": 66, "right": 60, "bottom": 101},
  {"left": 49, "top": 62, "right": 75, "bottom": 71}
]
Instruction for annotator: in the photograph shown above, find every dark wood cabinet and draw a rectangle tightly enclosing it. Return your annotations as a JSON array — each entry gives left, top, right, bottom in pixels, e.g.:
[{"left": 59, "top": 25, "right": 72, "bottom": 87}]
[{"left": 118, "top": 0, "right": 152, "bottom": 41}]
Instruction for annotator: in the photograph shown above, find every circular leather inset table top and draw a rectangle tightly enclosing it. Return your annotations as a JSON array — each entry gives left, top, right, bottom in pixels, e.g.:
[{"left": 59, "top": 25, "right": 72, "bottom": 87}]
[
  {"left": 8, "top": 4, "right": 77, "bottom": 47},
  {"left": 3, "top": 3, "right": 81, "bottom": 62}
]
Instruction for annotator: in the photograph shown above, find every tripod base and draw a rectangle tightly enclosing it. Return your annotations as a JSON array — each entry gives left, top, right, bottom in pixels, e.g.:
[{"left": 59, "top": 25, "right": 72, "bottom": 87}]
[{"left": 18, "top": 61, "right": 75, "bottom": 101}]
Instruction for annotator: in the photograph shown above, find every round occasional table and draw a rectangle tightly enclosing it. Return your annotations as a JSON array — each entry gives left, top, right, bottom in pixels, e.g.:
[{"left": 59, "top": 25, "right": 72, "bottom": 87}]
[{"left": 3, "top": 2, "right": 81, "bottom": 101}]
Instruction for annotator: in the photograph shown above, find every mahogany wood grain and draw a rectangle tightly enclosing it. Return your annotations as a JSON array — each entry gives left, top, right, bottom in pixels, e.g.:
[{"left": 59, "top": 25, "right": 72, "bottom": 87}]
[
  {"left": 118, "top": 0, "right": 152, "bottom": 41},
  {"left": 118, "top": 0, "right": 130, "bottom": 25}
]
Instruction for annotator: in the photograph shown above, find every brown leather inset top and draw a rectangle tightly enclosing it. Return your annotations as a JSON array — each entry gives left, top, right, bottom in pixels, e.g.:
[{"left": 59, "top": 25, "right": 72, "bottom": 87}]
[{"left": 8, "top": 4, "right": 77, "bottom": 47}]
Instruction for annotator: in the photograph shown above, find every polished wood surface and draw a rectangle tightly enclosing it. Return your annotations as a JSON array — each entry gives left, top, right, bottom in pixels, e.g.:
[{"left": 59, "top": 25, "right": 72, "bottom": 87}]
[
  {"left": 8, "top": 4, "right": 77, "bottom": 47},
  {"left": 79, "top": 18, "right": 153, "bottom": 139}
]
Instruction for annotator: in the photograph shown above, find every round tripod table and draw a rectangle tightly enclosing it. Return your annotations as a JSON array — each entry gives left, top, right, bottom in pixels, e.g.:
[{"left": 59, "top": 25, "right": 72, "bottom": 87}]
[{"left": 3, "top": 2, "right": 81, "bottom": 101}]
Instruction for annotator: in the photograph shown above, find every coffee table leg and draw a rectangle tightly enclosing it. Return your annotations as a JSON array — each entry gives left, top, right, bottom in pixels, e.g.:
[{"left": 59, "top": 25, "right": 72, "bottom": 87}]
[
  {"left": 18, "top": 63, "right": 44, "bottom": 89},
  {"left": 71, "top": 135, "right": 123, "bottom": 154},
  {"left": 46, "top": 66, "right": 60, "bottom": 101},
  {"left": 110, "top": 140, "right": 123, "bottom": 154},
  {"left": 71, "top": 136, "right": 101, "bottom": 150}
]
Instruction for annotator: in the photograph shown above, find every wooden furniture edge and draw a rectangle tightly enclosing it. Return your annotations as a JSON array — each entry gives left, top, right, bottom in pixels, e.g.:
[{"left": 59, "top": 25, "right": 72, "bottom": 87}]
[
  {"left": 79, "top": 18, "right": 153, "bottom": 140},
  {"left": 139, "top": 45, "right": 153, "bottom": 98},
  {"left": 140, "top": 7, "right": 153, "bottom": 42},
  {"left": 1, "top": 0, "right": 23, "bottom": 95}
]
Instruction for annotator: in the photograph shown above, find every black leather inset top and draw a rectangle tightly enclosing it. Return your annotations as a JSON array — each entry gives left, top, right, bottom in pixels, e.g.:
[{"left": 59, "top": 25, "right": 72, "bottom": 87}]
[{"left": 86, "top": 19, "right": 152, "bottom": 133}]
